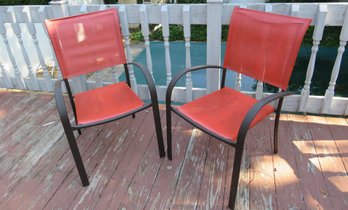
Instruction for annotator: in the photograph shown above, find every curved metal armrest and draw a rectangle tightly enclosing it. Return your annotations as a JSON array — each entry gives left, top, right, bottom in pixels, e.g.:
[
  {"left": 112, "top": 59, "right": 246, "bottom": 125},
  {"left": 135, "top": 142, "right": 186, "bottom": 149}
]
[
  {"left": 236, "top": 91, "right": 294, "bottom": 144},
  {"left": 54, "top": 79, "right": 72, "bottom": 128},
  {"left": 166, "top": 65, "right": 223, "bottom": 106},
  {"left": 127, "top": 62, "right": 159, "bottom": 104}
]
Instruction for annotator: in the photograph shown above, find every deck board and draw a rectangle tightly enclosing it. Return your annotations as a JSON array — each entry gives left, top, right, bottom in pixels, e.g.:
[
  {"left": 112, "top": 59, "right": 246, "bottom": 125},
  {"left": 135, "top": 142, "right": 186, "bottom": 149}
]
[{"left": 1, "top": 90, "right": 348, "bottom": 209}]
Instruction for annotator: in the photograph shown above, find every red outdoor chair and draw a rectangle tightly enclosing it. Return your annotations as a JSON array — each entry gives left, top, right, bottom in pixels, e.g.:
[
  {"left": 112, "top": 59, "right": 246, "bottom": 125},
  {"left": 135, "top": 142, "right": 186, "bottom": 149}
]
[
  {"left": 45, "top": 9, "right": 165, "bottom": 187},
  {"left": 166, "top": 7, "right": 311, "bottom": 209}
]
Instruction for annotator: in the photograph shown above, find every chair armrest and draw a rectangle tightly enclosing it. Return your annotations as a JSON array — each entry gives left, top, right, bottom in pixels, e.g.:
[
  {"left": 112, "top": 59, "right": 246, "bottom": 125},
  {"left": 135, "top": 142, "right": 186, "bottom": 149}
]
[
  {"left": 127, "top": 62, "right": 159, "bottom": 105},
  {"left": 54, "top": 79, "right": 72, "bottom": 128},
  {"left": 236, "top": 91, "right": 294, "bottom": 145},
  {"left": 166, "top": 65, "right": 223, "bottom": 108}
]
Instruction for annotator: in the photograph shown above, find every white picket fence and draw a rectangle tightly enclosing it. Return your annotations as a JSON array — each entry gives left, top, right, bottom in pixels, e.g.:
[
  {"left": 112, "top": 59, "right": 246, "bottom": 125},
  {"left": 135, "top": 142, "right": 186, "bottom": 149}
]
[{"left": 0, "top": 1, "right": 348, "bottom": 115}]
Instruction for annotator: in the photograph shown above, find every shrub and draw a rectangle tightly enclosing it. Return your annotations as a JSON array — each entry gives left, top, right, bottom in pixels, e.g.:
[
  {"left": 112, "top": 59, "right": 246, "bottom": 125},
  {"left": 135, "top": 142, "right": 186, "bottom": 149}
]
[{"left": 0, "top": 0, "right": 49, "bottom": 5}]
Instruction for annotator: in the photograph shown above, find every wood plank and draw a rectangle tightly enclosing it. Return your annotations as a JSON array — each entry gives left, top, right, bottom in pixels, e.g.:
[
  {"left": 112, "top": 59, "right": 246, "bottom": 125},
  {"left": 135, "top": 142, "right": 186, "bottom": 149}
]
[
  {"left": 116, "top": 108, "right": 172, "bottom": 210},
  {"left": 43, "top": 112, "right": 146, "bottom": 209},
  {"left": 0, "top": 124, "right": 104, "bottom": 210},
  {"left": 223, "top": 133, "right": 251, "bottom": 210},
  {"left": 71, "top": 109, "right": 161, "bottom": 209},
  {"left": 287, "top": 114, "right": 332, "bottom": 209},
  {"left": 0, "top": 107, "right": 64, "bottom": 199},
  {"left": 270, "top": 114, "right": 306, "bottom": 209},
  {"left": 170, "top": 130, "right": 210, "bottom": 209},
  {"left": 0, "top": 99, "right": 56, "bottom": 178},
  {"left": 196, "top": 138, "right": 228, "bottom": 209},
  {"left": 306, "top": 115, "right": 348, "bottom": 208},
  {"left": 143, "top": 116, "right": 193, "bottom": 209},
  {"left": 325, "top": 117, "right": 348, "bottom": 173},
  {"left": 248, "top": 117, "right": 277, "bottom": 209}
]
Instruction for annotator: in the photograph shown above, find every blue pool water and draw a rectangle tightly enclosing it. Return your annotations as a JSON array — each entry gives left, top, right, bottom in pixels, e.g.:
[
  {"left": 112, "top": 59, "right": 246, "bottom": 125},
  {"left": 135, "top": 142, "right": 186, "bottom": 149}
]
[{"left": 121, "top": 41, "right": 348, "bottom": 96}]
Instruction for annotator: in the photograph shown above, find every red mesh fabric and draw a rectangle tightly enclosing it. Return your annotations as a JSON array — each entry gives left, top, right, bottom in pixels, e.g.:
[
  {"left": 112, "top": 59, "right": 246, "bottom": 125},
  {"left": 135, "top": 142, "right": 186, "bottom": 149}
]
[
  {"left": 223, "top": 7, "right": 311, "bottom": 90},
  {"left": 74, "top": 82, "right": 144, "bottom": 125},
  {"left": 45, "top": 9, "right": 126, "bottom": 79},
  {"left": 176, "top": 87, "right": 275, "bottom": 141}
]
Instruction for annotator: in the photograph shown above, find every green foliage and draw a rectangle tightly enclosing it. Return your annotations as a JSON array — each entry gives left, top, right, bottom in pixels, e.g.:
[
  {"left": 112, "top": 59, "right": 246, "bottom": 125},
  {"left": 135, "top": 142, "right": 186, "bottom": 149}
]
[
  {"left": 268, "top": 0, "right": 336, "bottom": 2},
  {"left": 176, "top": 0, "right": 206, "bottom": 3},
  {"left": 0, "top": 0, "right": 49, "bottom": 5}
]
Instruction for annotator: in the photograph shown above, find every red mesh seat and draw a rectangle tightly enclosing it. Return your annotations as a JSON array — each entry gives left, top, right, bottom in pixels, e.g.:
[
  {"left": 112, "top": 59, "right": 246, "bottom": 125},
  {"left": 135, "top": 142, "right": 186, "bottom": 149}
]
[
  {"left": 176, "top": 87, "right": 274, "bottom": 141},
  {"left": 75, "top": 82, "right": 144, "bottom": 125}
]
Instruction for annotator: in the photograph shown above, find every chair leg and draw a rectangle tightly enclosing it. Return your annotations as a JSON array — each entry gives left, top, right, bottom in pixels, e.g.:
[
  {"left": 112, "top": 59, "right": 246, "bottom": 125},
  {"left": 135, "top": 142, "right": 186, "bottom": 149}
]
[
  {"left": 228, "top": 145, "right": 244, "bottom": 210},
  {"left": 78, "top": 129, "right": 82, "bottom": 135},
  {"left": 273, "top": 97, "right": 284, "bottom": 154},
  {"left": 132, "top": 113, "right": 136, "bottom": 118},
  {"left": 152, "top": 103, "right": 165, "bottom": 158},
  {"left": 166, "top": 106, "right": 172, "bottom": 160},
  {"left": 65, "top": 129, "right": 89, "bottom": 186},
  {"left": 273, "top": 111, "right": 280, "bottom": 154}
]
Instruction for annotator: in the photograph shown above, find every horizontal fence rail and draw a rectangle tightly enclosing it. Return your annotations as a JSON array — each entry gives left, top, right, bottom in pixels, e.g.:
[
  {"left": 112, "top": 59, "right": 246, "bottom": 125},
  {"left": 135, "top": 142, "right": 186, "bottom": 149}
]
[{"left": 0, "top": 2, "right": 348, "bottom": 115}]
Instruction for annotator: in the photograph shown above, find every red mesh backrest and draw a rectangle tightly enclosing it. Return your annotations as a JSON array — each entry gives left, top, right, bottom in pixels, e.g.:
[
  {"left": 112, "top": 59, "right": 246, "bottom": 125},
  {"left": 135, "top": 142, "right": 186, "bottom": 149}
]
[
  {"left": 223, "top": 7, "right": 311, "bottom": 90},
  {"left": 45, "top": 9, "right": 126, "bottom": 79}
]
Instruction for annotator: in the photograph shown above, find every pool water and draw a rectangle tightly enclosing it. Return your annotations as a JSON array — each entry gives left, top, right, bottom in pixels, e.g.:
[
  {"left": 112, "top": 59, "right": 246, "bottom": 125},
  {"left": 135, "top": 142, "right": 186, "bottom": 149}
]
[{"left": 121, "top": 41, "right": 348, "bottom": 97}]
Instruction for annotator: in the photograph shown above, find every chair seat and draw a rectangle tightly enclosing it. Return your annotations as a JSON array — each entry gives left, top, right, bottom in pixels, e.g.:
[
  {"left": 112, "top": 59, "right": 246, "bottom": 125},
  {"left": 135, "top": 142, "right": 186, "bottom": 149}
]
[
  {"left": 176, "top": 87, "right": 274, "bottom": 142},
  {"left": 75, "top": 82, "right": 144, "bottom": 125}
]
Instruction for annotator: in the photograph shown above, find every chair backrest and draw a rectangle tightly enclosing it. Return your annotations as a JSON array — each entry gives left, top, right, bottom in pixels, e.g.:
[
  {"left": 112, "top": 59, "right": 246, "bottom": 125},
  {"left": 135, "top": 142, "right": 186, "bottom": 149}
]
[
  {"left": 223, "top": 7, "right": 311, "bottom": 90},
  {"left": 45, "top": 9, "right": 126, "bottom": 79}
]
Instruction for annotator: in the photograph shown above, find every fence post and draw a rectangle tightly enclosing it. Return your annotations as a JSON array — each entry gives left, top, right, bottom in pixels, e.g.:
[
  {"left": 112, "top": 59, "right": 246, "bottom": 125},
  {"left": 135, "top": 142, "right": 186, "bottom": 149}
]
[{"left": 206, "top": 0, "right": 223, "bottom": 94}]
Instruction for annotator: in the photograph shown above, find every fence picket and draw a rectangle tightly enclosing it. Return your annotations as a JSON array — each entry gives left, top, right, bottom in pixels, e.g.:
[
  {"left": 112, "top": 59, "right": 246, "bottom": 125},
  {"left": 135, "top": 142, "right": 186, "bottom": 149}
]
[
  {"left": 299, "top": 5, "right": 326, "bottom": 112},
  {"left": 23, "top": 6, "right": 53, "bottom": 91},
  {"left": 0, "top": 10, "right": 26, "bottom": 89},
  {"left": 140, "top": 5, "right": 153, "bottom": 79},
  {"left": 119, "top": 5, "right": 138, "bottom": 94},
  {"left": 183, "top": 5, "right": 192, "bottom": 102},
  {"left": 322, "top": 7, "right": 348, "bottom": 113},
  {"left": 161, "top": 5, "right": 172, "bottom": 86}
]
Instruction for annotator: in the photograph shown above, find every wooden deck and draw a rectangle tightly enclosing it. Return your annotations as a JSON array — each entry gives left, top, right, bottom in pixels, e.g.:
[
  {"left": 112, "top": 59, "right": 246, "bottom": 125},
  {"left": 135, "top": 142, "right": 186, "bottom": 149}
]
[{"left": 0, "top": 89, "right": 348, "bottom": 210}]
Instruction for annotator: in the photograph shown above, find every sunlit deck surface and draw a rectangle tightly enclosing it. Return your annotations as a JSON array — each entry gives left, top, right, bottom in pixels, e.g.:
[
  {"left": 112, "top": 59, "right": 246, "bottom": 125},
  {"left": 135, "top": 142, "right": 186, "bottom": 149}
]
[{"left": 0, "top": 89, "right": 348, "bottom": 209}]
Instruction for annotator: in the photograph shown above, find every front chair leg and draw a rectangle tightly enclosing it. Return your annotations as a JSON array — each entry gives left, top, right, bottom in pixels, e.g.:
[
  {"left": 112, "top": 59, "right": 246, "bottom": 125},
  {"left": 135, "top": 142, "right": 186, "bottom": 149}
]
[
  {"left": 152, "top": 103, "right": 165, "bottom": 158},
  {"left": 65, "top": 129, "right": 89, "bottom": 186},
  {"left": 228, "top": 145, "right": 245, "bottom": 210},
  {"left": 166, "top": 106, "right": 172, "bottom": 160}
]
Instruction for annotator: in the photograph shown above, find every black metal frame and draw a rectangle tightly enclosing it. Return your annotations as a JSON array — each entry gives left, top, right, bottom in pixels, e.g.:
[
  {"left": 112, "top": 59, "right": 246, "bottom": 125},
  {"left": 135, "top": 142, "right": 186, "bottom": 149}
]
[
  {"left": 165, "top": 65, "right": 293, "bottom": 209},
  {"left": 55, "top": 61, "right": 165, "bottom": 187}
]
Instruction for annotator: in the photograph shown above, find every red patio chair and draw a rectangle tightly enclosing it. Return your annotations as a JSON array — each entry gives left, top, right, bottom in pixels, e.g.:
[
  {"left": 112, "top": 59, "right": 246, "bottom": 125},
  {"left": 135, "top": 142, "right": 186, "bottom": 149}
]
[
  {"left": 166, "top": 7, "right": 311, "bottom": 209},
  {"left": 45, "top": 9, "right": 165, "bottom": 187}
]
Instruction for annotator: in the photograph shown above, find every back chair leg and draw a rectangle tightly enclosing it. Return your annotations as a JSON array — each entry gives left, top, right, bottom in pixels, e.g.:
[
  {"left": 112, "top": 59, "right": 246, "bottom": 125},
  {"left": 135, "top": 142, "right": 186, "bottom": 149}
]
[
  {"left": 273, "top": 97, "right": 284, "bottom": 154},
  {"left": 77, "top": 129, "right": 82, "bottom": 135},
  {"left": 166, "top": 107, "right": 172, "bottom": 160},
  {"left": 228, "top": 145, "right": 244, "bottom": 210},
  {"left": 152, "top": 103, "right": 165, "bottom": 158},
  {"left": 273, "top": 111, "right": 280, "bottom": 154},
  {"left": 132, "top": 113, "right": 136, "bottom": 118},
  {"left": 65, "top": 129, "right": 89, "bottom": 186}
]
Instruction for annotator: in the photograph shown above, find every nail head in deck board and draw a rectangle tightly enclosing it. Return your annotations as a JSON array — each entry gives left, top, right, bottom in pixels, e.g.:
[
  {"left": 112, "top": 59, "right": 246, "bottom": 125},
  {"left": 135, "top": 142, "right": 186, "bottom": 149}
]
[
  {"left": 248, "top": 118, "right": 277, "bottom": 210},
  {"left": 71, "top": 110, "right": 159, "bottom": 209},
  {"left": 170, "top": 129, "right": 210, "bottom": 209},
  {"left": 272, "top": 114, "right": 306, "bottom": 210},
  {"left": 287, "top": 114, "right": 332, "bottom": 209},
  {"left": 43, "top": 115, "right": 140, "bottom": 210},
  {"left": 306, "top": 115, "right": 348, "bottom": 209},
  {"left": 144, "top": 117, "right": 194, "bottom": 210}
]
